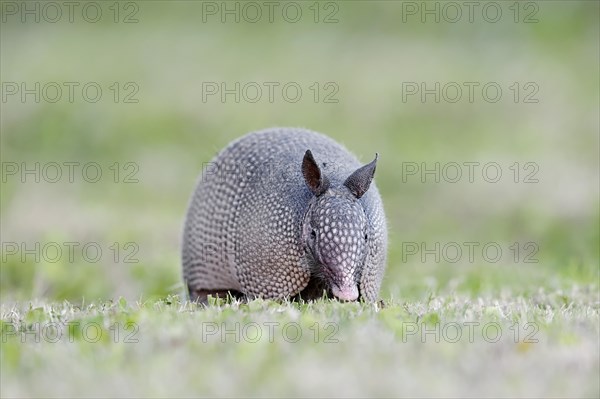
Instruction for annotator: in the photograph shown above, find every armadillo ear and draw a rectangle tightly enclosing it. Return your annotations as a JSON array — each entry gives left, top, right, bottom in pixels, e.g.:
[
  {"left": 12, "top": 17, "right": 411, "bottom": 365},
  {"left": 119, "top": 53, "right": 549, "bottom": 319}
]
[
  {"left": 344, "top": 154, "right": 378, "bottom": 199},
  {"left": 302, "top": 150, "right": 329, "bottom": 196}
]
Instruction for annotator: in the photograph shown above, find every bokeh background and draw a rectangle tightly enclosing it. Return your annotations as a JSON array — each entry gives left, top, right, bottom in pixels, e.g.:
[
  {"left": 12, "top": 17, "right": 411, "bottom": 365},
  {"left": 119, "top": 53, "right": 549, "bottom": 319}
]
[{"left": 1, "top": 1, "right": 598, "bottom": 303}]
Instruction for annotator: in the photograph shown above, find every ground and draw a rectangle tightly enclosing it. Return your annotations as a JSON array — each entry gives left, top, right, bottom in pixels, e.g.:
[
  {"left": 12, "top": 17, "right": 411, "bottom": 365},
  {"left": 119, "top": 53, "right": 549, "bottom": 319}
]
[{"left": 2, "top": 287, "right": 598, "bottom": 397}]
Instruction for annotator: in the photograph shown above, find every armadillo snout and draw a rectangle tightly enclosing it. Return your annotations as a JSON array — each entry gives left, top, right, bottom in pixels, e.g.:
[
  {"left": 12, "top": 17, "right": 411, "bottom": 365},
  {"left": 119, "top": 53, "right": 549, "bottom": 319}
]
[{"left": 331, "top": 283, "right": 359, "bottom": 301}]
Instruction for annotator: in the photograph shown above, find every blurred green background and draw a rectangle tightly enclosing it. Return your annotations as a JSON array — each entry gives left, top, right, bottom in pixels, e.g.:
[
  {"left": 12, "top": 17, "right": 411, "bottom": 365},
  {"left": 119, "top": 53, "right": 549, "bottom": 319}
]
[{"left": 1, "top": 0, "right": 598, "bottom": 303}]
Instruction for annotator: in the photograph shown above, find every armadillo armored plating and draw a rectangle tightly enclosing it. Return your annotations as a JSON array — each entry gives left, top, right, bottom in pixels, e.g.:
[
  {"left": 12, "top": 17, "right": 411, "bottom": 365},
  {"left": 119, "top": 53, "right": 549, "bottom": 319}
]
[{"left": 182, "top": 127, "right": 387, "bottom": 302}]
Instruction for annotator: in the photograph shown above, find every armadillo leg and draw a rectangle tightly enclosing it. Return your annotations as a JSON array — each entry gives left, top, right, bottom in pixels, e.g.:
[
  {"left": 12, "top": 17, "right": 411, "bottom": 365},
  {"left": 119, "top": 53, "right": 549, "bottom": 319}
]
[{"left": 293, "top": 277, "right": 332, "bottom": 301}]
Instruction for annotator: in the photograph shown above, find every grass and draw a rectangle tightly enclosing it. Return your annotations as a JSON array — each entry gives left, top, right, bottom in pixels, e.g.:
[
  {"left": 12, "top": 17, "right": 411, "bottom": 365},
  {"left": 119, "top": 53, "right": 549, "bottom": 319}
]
[{"left": 2, "top": 287, "right": 598, "bottom": 398}]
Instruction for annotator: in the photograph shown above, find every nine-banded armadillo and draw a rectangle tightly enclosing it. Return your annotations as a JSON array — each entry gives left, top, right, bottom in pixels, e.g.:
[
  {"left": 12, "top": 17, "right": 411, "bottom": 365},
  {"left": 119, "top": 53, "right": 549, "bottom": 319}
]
[{"left": 181, "top": 127, "right": 387, "bottom": 302}]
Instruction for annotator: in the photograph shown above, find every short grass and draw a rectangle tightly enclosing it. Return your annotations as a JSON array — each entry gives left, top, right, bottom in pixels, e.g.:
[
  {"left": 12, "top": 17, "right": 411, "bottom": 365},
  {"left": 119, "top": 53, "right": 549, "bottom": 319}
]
[{"left": 2, "top": 286, "right": 599, "bottom": 398}]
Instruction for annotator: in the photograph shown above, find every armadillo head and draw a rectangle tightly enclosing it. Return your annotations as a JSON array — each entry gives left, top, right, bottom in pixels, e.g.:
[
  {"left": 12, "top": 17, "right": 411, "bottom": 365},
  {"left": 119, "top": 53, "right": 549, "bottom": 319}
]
[{"left": 301, "top": 150, "right": 378, "bottom": 301}]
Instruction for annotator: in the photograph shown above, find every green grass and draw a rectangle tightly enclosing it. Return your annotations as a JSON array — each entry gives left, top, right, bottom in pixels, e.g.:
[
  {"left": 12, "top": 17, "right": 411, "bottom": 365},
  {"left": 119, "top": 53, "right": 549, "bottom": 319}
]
[{"left": 2, "top": 288, "right": 598, "bottom": 398}]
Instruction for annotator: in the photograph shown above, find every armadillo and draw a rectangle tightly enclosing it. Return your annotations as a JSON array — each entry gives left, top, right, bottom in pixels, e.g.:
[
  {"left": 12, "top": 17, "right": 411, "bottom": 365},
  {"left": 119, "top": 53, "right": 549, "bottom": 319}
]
[{"left": 182, "top": 127, "right": 387, "bottom": 302}]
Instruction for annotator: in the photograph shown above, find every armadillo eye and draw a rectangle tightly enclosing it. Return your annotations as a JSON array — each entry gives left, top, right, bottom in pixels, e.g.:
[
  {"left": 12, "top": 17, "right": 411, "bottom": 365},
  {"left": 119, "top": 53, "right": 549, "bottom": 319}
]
[
  {"left": 311, "top": 230, "right": 317, "bottom": 240},
  {"left": 364, "top": 234, "right": 368, "bottom": 241}
]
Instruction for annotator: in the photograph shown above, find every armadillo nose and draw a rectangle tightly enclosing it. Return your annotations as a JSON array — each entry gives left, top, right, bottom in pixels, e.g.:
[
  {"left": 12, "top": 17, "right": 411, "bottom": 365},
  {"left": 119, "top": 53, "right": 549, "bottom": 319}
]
[{"left": 331, "top": 284, "right": 359, "bottom": 301}]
